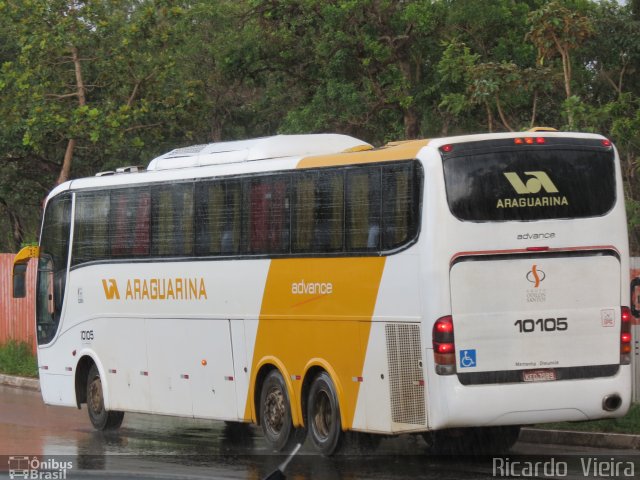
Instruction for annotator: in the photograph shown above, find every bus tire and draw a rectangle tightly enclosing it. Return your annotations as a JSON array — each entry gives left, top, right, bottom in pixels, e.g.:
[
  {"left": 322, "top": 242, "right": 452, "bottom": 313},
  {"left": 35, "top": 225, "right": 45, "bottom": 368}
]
[
  {"left": 86, "top": 364, "right": 124, "bottom": 430},
  {"left": 259, "top": 369, "right": 301, "bottom": 452},
  {"left": 307, "top": 371, "right": 343, "bottom": 455}
]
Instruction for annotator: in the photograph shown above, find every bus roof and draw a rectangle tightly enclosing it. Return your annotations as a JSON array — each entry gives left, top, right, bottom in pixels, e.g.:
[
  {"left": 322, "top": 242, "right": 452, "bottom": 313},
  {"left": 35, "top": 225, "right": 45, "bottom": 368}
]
[
  {"left": 53, "top": 134, "right": 430, "bottom": 199},
  {"left": 48, "top": 130, "right": 609, "bottom": 201}
]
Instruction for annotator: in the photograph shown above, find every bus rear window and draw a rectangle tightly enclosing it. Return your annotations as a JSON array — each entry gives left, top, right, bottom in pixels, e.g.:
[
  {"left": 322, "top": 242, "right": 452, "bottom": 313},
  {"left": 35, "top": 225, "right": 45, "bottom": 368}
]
[{"left": 442, "top": 144, "right": 616, "bottom": 221}]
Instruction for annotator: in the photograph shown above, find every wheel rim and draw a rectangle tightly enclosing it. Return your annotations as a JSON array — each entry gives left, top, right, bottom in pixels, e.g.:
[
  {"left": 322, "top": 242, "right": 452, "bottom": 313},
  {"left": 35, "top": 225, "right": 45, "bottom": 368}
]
[
  {"left": 312, "top": 390, "right": 332, "bottom": 441},
  {"left": 264, "top": 385, "right": 285, "bottom": 436},
  {"left": 88, "top": 376, "right": 103, "bottom": 415}
]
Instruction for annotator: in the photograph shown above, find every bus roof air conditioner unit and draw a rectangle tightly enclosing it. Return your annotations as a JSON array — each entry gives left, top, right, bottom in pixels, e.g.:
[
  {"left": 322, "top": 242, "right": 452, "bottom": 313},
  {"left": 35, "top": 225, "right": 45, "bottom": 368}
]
[{"left": 146, "top": 134, "right": 372, "bottom": 171}]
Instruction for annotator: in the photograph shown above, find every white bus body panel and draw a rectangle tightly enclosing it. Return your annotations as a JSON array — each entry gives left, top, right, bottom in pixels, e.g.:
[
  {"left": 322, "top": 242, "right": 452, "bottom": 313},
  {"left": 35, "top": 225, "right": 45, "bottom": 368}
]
[
  {"left": 426, "top": 360, "right": 631, "bottom": 429},
  {"left": 418, "top": 135, "right": 631, "bottom": 430},
  {"left": 39, "top": 372, "right": 76, "bottom": 407},
  {"left": 451, "top": 254, "right": 621, "bottom": 372},
  {"left": 352, "top": 252, "right": 424, "bottom": 433},
  {"left": 52, "top": 259, "right": 269, "bottom": 418}
]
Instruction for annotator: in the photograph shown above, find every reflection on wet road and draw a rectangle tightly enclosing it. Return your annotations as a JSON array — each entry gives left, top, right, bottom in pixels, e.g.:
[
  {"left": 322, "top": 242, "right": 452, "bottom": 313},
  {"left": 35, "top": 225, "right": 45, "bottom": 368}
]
[{"left": 0, "top": 385, "right": 638, "bottom": 479}]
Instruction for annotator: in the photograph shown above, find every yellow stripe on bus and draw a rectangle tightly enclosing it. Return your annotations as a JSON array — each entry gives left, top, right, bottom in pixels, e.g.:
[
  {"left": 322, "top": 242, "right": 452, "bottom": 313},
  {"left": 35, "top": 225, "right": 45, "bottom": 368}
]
[
  {"left": 245, "top": 257, "right": 386, "bottom": 429},
  {"left": 296, "top": 139, "right": 430, "bottom": 168}
]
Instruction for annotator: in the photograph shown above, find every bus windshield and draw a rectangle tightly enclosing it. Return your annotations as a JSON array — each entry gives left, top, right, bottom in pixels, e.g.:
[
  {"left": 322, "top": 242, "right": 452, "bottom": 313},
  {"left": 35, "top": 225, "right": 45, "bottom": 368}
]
[
  {"left": 36, "top": 193, "right": 71, "bottom": 345},
  {"left": 442, "top": 139, "right": 616, "bottom": 222}
]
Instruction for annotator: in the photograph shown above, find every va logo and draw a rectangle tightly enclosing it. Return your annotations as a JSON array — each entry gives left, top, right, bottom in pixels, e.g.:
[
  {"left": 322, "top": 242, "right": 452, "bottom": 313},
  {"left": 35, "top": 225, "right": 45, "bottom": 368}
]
[
  {"left": 504, "top": 171, "right": 559, "bottom": 195},
  {"left": 101, "top": 279, "right": 120, "bottom": 300}
]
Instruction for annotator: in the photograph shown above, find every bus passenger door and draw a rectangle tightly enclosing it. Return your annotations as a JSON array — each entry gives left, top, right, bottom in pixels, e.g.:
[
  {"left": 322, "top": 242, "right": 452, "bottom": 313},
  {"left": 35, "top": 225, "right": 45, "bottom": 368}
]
[{"left": 190, "top": 319, "right": 238, "bottom": 420}]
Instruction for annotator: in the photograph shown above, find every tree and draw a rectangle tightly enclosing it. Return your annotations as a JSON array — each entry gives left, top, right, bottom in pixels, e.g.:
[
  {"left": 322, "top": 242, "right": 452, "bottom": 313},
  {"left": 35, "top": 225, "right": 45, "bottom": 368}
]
[
  {"left": 526, "top": 0, "right": 594, "bottom": 128},
  {"left": 251, "top": 0, "right": 445, "bottom": 143},
  {"left": 436, "top": 0, "right": 541, "bottom": 133},
  {"left": 0, "top": 0, "right": 202, "bottom": 249}
]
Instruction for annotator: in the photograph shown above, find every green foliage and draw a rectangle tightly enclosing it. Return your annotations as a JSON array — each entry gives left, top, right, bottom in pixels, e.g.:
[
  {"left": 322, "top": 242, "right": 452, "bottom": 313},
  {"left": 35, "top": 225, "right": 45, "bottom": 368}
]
[
  {"left": 0, "top": 0, "right": 639, "bottom": 252},
  {"left": 0, "top": 340, "right": 38, "bottom": 378}
]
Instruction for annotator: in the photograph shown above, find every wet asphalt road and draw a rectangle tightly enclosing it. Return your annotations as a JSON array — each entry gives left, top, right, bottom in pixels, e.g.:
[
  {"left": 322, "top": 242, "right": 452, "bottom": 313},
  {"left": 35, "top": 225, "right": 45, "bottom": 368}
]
[{"left": 1, "top": 384, "right": 639, "bottom": 479}]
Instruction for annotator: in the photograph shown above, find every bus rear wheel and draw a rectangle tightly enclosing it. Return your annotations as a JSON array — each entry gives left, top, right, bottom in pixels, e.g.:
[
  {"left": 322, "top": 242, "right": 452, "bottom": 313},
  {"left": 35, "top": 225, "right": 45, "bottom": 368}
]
[
  {"left": 86, "top": 364, "right": 124, "bottom": 430},
  {"left": 307, "top": 372, "right": 343, "bottom": 455},
  {"left": 259, "top": 370, "right": 303, "bottom": 451}
]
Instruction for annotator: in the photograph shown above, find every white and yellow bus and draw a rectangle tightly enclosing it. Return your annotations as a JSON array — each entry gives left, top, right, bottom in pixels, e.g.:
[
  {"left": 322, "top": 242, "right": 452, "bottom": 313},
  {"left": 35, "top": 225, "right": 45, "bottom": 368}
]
[{"left": 13, "top": 131, "right": 632, "bottom": 455}]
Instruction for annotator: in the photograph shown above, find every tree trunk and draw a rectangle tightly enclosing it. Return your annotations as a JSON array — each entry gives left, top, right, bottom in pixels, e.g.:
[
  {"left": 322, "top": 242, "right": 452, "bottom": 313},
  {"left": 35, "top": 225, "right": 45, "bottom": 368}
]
[
  {"left": 0, "top": 197, "right": 24, "bottom": 251},
  {"left": 495, "top": 97, "right": 514, "bottom": 132},
  {"left": 56, "top": 45, "right": 86, "bottom": 185},
  {"left": 403, "top": 107, "right": 420, "bottom": 140},
  {"left": 56, "top": 138, "right": 76, "bottom": 186},
  {"left": 10, "top": 209, "right": 25, "bottom": 251},
  {"left": 561, "top": 48, "right": 571, "bottom": 99},
  {"left": 558, "top": 45, "right": 574, "bottom": 128},
  {"left": 485, "top": 101, "right": 494, "bottom": 133},
  {"left": 530, "top": 91, "right": 538, "bottom": 128}
]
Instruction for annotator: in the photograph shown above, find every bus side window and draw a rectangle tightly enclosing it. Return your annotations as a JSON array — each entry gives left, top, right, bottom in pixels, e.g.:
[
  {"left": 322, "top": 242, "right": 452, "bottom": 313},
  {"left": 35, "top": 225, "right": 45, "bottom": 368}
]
[
  {"left": 224, "top": 181, "right": 242, "bottom": 254},
  {"left": 152, "top": 187, "right": 173, "bottom": 256},
  {"left": 196, "top": 181, "right": 223, "bottom": 255},
  {"left": 316, "top": 171, "right": 344, "bottom": 253},
  {"left": 195, "top": 180, "right": 243, "bottom": 256},
  {"left": 346, "top": 167, "right": 381, "bottom": 251},
  {"left": 174, "top": 184, "right": 194, "bottom": 256},
  {"left": 292, "top": 172, "right": 316, "bottom": 253},
  {"left": 382, "top": 163, "right": 417, "bottom": 250},
  {"left": 246, "top": 176, "right": 290, "bottom": 254},
  {"left": 248, "top": 179, "right": 269, "bottom": 253},
  {"left": 110, "top": 188, "right": 150, "bottom": 258},
  {"left": 73, "top": 192, "right": 110, "bottom": 265},
  {"left": 151, "top": 183, "right": 193, "bottom": 257}
]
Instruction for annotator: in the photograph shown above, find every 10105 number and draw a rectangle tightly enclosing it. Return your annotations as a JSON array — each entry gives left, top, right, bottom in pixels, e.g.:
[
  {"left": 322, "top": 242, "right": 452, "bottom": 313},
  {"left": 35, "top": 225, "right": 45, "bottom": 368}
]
[{"left": 514, "top": 318, "right": 567, "bottom": 333}]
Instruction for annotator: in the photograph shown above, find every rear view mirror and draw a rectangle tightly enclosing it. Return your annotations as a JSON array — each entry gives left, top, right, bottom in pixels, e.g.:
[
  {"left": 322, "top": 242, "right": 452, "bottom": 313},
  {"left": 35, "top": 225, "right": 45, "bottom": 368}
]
[
  {"left": 12, "top": 245, "right": 39, "bottom": 299},
  {"left": 630, "top": 277, "right": 640, "bottom": 318},
  {"left": 12, "top": 263, "right": 27, "bottom": 298}
]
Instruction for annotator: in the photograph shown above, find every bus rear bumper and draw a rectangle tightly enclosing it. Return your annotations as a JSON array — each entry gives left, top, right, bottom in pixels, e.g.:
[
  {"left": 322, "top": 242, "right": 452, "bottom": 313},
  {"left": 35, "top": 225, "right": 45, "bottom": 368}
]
[{"left": 427, "top": 365, "right": 632, "bottom": 430}]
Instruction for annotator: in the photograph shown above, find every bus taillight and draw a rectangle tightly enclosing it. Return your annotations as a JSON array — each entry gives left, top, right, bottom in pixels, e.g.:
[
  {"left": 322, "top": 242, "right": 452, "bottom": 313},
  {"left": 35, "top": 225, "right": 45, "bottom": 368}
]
[
  {"left": 440, "top": 144, "right": 453, "bottom": 153},
  {"left": 621, "top": 306, "right": 632, "bottom": 365},
  {"left": 514, "top": 137, "right": 545, "bottom": 145},
  {"left": 433, "top": 315, "right": 456, "bottom": 375}
]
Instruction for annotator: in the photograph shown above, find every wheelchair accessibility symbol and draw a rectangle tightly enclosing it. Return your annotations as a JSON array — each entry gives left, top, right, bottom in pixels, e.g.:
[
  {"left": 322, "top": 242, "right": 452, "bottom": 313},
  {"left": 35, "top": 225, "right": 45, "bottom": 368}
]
[{"left": 460, "top": 349, "right": 476, "bottom": 368}]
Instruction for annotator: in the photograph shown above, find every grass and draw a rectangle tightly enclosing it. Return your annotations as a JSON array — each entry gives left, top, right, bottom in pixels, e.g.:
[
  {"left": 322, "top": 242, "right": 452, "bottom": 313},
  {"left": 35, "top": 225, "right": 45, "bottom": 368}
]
[
  {"left": 0, "top": 340, "right": 38, "bottom": 378},
  {"left": 536, "top": 404, "right": 640, "bottom": 435}
]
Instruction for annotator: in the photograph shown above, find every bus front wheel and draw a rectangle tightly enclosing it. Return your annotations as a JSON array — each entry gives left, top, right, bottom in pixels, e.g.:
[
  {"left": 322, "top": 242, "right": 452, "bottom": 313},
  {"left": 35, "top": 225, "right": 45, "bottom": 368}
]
[
  {"left": 86, "top": 364, "right": 124, "bottom": 430},
  {"left": 259, "top": 369, "right": 303, "bottom": 451},
  {"left": 307, "top": 371, "right": 343, "bottom": 455}
]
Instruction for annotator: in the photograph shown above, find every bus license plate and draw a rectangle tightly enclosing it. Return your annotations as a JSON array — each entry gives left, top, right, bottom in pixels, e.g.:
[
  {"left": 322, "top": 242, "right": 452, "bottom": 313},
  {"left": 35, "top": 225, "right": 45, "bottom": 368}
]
[{"left": 522, "top": 369, "right": 556, "bottom": 382}]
